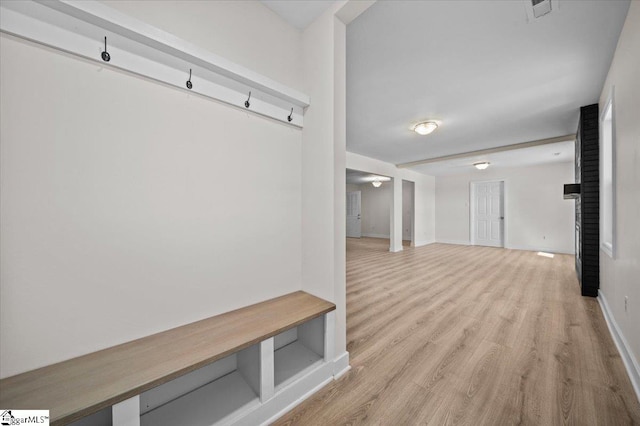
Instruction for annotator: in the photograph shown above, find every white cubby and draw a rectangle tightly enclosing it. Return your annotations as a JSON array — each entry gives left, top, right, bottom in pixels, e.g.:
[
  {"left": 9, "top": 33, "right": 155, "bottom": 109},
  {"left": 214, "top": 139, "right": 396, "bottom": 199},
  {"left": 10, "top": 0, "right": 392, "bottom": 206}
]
[
  {"left": 140, "top": 344, "right": 261, "bottom": 426},
  {"left": 274, "top": 316, "right": 325, "bottom": 391},
  {"left": 67, "top": 311, "right": 334, "bottom": 426},
  {"left": 137, "top": 315, "right": 328, "bottom": 426}
]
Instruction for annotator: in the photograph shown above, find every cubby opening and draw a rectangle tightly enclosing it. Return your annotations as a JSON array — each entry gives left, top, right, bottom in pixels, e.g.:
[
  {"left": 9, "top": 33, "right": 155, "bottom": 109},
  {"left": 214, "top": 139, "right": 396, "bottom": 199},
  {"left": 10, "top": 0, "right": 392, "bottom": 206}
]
[
  {"left": 140, "top": 343, "right": 261, "bottom": 426},
  {"left": 273, "top": 316, "right": 325, "bottom": 391}
]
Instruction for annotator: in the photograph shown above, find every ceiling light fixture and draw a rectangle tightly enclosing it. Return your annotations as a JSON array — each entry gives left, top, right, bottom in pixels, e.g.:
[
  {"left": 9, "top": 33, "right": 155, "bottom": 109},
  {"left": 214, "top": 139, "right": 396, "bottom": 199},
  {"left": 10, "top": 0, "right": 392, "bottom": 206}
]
[
  {"left": 372, "top": 178, "right": 382, "bottom": 188},
  {"left": 474, "top": 162, "right": 490, "bottom": 170},
  {"left": 413, "top": 121, "right": 438, "bottom": 136}
]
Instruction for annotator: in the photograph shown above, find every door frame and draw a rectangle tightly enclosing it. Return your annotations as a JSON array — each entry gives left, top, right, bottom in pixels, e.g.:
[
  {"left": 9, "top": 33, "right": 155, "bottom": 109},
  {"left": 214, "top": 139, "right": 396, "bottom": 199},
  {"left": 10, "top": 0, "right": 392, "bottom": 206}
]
[{"left": 469, "top": 179, "right": 508, "bottom": 248}]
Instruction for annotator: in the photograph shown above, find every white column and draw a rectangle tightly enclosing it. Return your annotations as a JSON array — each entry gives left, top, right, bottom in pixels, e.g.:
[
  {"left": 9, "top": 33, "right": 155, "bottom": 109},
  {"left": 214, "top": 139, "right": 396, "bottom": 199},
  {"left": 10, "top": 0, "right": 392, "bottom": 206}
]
[
  {"left": 390, "top": 177, "right": 403, "bottom": 252},
  {"left": 112, "top": 395, "right": 140, "bottom": 426}
]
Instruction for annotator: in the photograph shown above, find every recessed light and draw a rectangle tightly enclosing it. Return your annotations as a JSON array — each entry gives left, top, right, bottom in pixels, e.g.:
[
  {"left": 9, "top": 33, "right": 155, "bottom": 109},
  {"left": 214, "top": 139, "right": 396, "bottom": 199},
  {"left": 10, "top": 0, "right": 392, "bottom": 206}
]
[
  {"left": 473, "top": 162, "right": 490, "bottom": 170},
  {"left": 413, "top": 121, "right": 438, "bottom": 135}
]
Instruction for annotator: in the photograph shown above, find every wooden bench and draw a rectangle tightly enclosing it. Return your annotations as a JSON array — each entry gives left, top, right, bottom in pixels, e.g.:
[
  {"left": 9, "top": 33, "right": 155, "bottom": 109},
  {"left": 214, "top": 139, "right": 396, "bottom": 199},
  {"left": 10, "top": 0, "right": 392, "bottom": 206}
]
[{"left": 0, "top": 291, "right": 336, "bottom": 426}]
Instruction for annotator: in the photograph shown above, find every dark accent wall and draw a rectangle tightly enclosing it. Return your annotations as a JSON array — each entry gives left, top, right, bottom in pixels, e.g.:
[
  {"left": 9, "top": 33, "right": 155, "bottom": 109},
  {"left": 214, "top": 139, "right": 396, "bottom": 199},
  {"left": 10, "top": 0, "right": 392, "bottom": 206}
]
[{"left": 575, "top": 104, "right": 599, "bottom": 297}]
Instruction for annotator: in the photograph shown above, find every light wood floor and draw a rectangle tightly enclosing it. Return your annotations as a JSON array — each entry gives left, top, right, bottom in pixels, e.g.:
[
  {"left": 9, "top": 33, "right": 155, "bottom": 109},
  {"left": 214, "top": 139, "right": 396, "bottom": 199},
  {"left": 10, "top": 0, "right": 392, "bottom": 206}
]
[{"left": 275, "top": 238, "right": 640, "bottom": 425}]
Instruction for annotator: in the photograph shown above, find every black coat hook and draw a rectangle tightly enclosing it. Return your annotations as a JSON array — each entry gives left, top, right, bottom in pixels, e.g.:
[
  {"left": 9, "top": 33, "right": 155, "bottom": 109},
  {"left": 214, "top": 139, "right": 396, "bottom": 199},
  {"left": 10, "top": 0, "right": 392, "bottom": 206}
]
[
  {"left": 245, "top": 91, "right": 251, "bottom": 108},
  {"left": 101, "top": 36, "right": 110, "bottom": 62},
  {"left": 287, "top": 108, "right": 294, "bottom": 122},
  {"left": 186, "top": 69, "right": 193, "bottom": 89}
]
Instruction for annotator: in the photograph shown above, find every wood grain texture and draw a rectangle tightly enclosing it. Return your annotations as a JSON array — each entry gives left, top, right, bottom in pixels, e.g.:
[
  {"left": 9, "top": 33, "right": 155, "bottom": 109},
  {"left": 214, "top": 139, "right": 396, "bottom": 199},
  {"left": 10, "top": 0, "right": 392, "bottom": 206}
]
[
  {"left": 275, "top": 238, "right": 640, "bottom": 425},
  {"left": 0, "top": 291, "right": 335, "bottom": 425}
]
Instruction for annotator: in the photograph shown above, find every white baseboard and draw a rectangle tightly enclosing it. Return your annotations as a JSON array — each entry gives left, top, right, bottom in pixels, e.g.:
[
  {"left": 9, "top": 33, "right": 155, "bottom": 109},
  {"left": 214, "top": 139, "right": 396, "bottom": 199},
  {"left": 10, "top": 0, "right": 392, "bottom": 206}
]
[
  {"left": 435, "top": 239, "right": 470, "bottom": 246},
  {"left": 433, "top": 239, "right": 575, "bottom": 254},
  {"left": 256, "top": 352, "right": 351, "bottom": 425},
  {"left": 257, "top": 362, "right": 334, "bottom": 426},
  {"left": 413, "top": 239, "right": 435, "bottom": 248},
  {"left": 333, "top": 351, "right": 350, "bottom": 379},
  {"left": 506, "top": 244, "right": 575, "bottom": 255},
  {"left": 598, "top": 291, "right": 640, "bottom": 402},
  {"left": 362, "top": 233, "right": 390, "bottom": 239}
]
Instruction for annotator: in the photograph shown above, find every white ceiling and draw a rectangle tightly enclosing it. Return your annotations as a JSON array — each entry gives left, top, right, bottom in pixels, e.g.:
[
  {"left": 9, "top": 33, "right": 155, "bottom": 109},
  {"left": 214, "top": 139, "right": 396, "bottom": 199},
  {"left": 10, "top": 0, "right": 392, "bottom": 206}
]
[
  {"left": 261, "top": 1, "right": 336, "bottom": 30},
  {"left": 346, "top": 0, "right": 630, "bottom": 172},
  {"left": 411, "top": 140, "right": 574, "bottom": 176},
  {"left": 346, "top": 169, "right": 391, "bottom": 185}
]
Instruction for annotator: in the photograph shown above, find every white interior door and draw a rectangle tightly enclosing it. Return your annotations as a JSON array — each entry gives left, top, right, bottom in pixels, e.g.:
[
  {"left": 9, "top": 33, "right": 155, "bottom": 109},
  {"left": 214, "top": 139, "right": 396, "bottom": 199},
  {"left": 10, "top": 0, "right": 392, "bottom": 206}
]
[
  {"left": 472, "top": 181, "right": 504, "bottom": 247},
  {"left": 346, "top": 191, "right": 361, "bottom": 238},
  {"left": 402, "top": 181, "right": 414, "bottom": 241}
]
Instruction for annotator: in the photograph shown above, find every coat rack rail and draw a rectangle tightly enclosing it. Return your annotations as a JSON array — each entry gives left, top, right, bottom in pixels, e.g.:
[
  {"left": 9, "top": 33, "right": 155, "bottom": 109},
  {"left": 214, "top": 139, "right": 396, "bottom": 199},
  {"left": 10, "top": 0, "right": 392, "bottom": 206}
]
[{"left": 0, "top": 0, "right": 309, "bottom": 127}]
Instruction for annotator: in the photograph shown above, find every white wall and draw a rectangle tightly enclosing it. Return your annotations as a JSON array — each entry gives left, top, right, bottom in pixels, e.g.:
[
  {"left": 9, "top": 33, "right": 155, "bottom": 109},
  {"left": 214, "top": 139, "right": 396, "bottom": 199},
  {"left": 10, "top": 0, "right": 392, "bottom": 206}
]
[
  {"left": 102, "top": 0, "right": 304, "bottom": 93},
  {"left": 346, "top": 152, "right": 436, "bottom": 248},
  {"left": 598, "top": 0, "right": 640, "bottom": 390},
  {"left": 300, "top": 2, "right": 353, "bottom": 372},
  {"left": 435, "top": 162, "right": 575, "bottom": 254},
  {"left": 0, "top": 2, "right": 306, "bottom": 378}
]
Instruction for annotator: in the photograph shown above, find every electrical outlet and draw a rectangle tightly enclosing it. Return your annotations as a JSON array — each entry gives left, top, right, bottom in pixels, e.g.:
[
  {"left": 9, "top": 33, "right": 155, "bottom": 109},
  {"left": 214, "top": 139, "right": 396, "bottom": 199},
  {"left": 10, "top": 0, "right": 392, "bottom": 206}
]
[{"left": 625, "top": 296, "right": 628, "bottom": 313}]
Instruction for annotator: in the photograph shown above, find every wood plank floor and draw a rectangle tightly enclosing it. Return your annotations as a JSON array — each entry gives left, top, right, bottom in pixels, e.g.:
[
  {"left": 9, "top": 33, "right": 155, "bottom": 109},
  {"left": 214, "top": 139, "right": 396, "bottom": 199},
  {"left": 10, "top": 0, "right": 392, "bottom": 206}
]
[{"left": 274, "top": 238, "right": 640, "bottom": 425}]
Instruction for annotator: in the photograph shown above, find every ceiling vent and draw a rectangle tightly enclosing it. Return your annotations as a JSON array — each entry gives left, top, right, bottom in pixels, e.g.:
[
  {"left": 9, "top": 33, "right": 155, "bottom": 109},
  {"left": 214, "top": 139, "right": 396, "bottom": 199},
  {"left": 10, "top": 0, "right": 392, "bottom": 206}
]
[
  {"left": 524, "top": 0, "right": 558, "bottom": 21},
  {"left": 532, "top": 0, "right": 552, "bottom": 17}
]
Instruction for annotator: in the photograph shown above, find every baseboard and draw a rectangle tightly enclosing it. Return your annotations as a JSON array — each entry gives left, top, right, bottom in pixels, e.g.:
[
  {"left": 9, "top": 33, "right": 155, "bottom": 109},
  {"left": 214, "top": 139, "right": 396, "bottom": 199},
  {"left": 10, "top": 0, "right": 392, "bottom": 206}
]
[
  {"left": 413, "top": 239, "right": 435, "bottom": 248},
  {"left": 333, "top": 351, "right": 350, "bottom": 379},
  {"left": 598, "top": 290, "right": 640, "bottom": 402},
  {"left": 256, "top": 352, "right": 351, "bottom": 425},
  {"left": 257, "top": 362, "right": 334, "bottom": 426},
  {"left": 506, "top": 244, "right": 575, "bottom": 255},
  {"left": 361, "top": 233, "right": 390, "bottom": 239},
  {"left": 435, "top": 239, "right": 470, "bottom": 246}
]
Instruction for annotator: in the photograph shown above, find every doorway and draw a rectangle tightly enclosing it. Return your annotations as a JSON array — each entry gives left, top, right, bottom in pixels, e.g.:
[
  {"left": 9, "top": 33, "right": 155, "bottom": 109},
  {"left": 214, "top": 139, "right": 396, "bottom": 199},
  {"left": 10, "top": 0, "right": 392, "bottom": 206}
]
[
  {"left": 470, "top": 180, "right": 504, "bottom": 247},
  {"left": 345, "top": 168, "right": 392, "bottom": 249},
  {"left": 346, "top": 190, "right": 361, "bottom": 238},
  {"left": 402, "top": 180, "right": 415, "bottom": 246}
]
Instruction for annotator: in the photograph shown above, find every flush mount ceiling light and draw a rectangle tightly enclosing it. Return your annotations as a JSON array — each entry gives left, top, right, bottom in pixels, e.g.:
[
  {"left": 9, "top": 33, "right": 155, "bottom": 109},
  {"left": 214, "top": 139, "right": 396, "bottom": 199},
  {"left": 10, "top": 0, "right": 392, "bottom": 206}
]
[
  {"left": 372, "top": 178, "right": 382, "bottom": 188},
  {"left": 474, "top": 162, "right": 490, "bottom": 170},
  {"left": 413, "top": 121, "right": 439, "bottom": 136}
]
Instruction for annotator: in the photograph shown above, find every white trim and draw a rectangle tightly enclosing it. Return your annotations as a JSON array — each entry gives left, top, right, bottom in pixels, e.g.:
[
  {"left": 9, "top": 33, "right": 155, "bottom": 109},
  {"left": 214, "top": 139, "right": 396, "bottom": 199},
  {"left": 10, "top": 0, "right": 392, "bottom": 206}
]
[
  {"left": 506, "top": 244, "right": 574, "bottom": 255},
  {"left": 413, "top": 239, "right": 436, "bottom": 248},
  {"left": 600, "top": 86, "right": 616, "bottom": 259},
  {"left": 258, "top": 364, "right": 335, "bottom": 426},
  {"left": 598, "top": 291, "right": 640, "bottom": 402},
  {"left": 333, "top": 351, "right": 351, "bottom": 379},
  {"left": 0, "top": 0, "right": 308, "bottom": 127},
  {"left": 435, "top": 239, "right": 471, "bottom": 246},
  {"left": 361, "top": 233, "right": 390, "bottom": 239}
]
